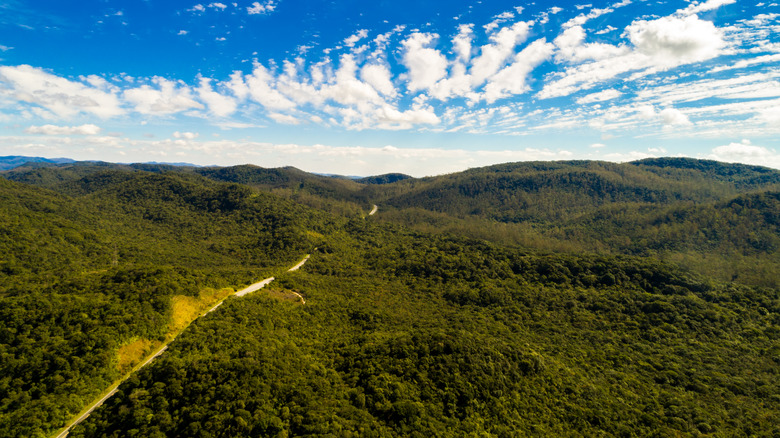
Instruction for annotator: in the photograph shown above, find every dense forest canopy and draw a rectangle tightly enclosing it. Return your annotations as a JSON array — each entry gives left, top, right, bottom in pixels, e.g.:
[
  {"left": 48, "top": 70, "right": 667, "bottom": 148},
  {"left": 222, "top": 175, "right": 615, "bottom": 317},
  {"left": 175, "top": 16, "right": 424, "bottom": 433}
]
[{"left": 1, "top": 157, "right": 778, "bottom": 437}]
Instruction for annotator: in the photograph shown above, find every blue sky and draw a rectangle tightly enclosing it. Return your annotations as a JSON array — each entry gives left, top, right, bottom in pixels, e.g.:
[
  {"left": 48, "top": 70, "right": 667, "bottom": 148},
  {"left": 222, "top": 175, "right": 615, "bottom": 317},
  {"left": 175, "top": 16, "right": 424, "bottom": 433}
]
[{"left": 0, "top": 0, "right": 778, "bottom": 176}]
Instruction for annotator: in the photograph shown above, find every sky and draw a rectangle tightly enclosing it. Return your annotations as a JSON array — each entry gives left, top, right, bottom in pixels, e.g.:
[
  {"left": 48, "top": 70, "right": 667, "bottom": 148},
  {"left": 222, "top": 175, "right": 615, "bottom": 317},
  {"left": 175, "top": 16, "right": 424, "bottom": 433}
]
[{"left": 0, "top": 0, "right": 778, "bottom": 177}]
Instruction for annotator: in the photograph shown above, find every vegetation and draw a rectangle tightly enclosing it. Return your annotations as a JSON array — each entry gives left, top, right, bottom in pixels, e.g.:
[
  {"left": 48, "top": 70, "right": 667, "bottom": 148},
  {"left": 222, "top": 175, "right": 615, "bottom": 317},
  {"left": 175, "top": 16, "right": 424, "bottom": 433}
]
[
  {"left": 0, "top": 157, "right": 778, "bottom": 437},
  {"left": 366, "top": 160, "right": 780, "bottom": 287},
  {"left": 71, "top": 221, "right": 780, "bottom": 437},
  {"left": 0, "top": 172, "right": 320, "bottom": 436},
  {"left": 356, "top": 173, "right": 413, "bottom": 185},
  {"left": 0, "top": 156, "right": 74, "bottom": 171}
]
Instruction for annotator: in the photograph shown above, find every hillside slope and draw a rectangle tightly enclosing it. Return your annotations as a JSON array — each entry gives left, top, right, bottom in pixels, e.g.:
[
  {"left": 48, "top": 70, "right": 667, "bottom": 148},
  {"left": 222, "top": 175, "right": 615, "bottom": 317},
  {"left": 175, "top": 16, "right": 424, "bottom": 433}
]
[
  {"left": 367, "top": 159, "right": 780, "bottom": 287},
  {"left": 0, "top": 171, "right": 324, "bottom": 437},
  {"left": 70, "top": 220, "right": 780, "bottom": 437},
  {"left": 7, "top": 158, "right": 779, "bottom": 287},
  {"left": 377, "top": 159, "right": 780, "bottom": 222}
]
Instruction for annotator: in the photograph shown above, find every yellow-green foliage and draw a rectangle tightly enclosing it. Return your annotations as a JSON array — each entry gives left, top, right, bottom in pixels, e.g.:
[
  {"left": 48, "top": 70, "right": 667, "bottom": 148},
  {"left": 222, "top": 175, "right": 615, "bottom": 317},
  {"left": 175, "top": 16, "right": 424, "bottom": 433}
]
[
  {"left": 116, "top": 338, "right": 158, "bottom": 375},
  {"left": 169, "top": 288, "right": 234, "bottom": 333}
]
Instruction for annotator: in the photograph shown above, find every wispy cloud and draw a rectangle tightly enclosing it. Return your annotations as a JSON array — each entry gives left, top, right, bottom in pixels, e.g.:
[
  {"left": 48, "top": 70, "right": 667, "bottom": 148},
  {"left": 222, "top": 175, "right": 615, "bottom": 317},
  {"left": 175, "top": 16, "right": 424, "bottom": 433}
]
[{"left": 25, "top": 124, "right": 101, "bottom": 135}]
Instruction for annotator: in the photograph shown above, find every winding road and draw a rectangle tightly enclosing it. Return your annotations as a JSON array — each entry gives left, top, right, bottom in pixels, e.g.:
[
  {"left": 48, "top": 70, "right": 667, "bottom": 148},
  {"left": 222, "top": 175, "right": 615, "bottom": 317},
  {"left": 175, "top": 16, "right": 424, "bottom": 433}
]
[
  {"left": 54, "top": 254, "right": 311, "bottom": 438},
  {"left": 369, "top": 204, "right": 378, "bottom": 216}
]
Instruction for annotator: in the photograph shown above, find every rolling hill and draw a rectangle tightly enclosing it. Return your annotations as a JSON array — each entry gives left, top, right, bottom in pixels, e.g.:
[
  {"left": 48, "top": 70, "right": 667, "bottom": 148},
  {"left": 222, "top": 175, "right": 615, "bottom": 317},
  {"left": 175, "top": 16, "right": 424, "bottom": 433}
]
[{"left": 1, "top": 157, "right": 779, "bottom": 437}]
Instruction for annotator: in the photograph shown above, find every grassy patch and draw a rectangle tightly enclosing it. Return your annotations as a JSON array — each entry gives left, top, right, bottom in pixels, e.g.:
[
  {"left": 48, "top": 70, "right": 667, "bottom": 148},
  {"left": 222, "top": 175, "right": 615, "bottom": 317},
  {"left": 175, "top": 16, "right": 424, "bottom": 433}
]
[
  {"left": 169, "top": 287, "right": 235, "bottom": 333},
  {"left": 116, "top": 338, "right": 157, "bottom": 374}
]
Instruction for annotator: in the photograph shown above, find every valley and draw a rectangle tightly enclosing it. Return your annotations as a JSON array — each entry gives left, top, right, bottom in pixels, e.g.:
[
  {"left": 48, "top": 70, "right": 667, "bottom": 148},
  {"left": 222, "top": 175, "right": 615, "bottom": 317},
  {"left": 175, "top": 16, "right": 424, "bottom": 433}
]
[{"left": 0, "top": 157, "right": 778, "bottom": 437}]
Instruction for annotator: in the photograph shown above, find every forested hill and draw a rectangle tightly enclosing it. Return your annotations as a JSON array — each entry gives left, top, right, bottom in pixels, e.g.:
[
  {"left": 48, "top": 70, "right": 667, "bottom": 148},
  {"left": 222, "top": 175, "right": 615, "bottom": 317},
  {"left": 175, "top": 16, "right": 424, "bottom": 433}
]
[
  {"left": 7, "top": 158, "right": 779, "bottom": 220},
  {"left": 0, "top": 170, "right": 327, "bottom": 436},
  {"left": 1, "top": 158, "right": 779, "bottom": 436},
  {"left": 6, "top": 158, "right": 780, "bottom": 287},
  {"left": 376, "top": 159, "right": 780, "bottom": 222},
  {"left": 634, "top": 157, "right": 780, "bottom": 189},
  {"left": 3, "top": 162, "right": 373, "bottom": 217},
  {"left": 363, "top": 159, "right": 780, "bottom": 287}
]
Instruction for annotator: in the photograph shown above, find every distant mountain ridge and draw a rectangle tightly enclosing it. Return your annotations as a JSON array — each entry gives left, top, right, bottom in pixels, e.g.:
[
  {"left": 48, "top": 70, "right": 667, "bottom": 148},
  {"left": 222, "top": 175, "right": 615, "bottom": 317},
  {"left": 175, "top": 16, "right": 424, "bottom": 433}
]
[
  {"left": 0, "top": 155, "right": 75, "bottom": 171},
  {"left": 356, "top": 173, "right": 413, "bottom": 184}
]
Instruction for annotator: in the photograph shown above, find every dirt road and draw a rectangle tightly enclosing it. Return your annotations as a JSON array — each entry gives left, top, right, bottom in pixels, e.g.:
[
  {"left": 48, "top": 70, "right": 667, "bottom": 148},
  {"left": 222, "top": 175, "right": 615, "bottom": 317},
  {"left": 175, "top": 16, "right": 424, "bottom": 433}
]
[{"left": 53, "top": 254, "right": 311, "bottom": 437}]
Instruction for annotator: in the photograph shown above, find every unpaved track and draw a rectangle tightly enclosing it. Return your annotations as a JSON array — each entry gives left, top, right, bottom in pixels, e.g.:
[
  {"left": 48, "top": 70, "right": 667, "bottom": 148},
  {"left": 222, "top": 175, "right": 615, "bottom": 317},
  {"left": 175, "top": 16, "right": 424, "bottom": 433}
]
[
  {"left": 369, "top": 204, "right": 378, "bottom": 216},
  {"left": 234, "top": 276, "right": 275, "bottom": 297},
  {"left": 54, "top": 346, "right": 168, "bottom": 438},
  {"left": 287, "top": 254, "right": 310, "bottom": 272},
  {"left": 54, "top": 255, "right": 311, "bottom": 437}
]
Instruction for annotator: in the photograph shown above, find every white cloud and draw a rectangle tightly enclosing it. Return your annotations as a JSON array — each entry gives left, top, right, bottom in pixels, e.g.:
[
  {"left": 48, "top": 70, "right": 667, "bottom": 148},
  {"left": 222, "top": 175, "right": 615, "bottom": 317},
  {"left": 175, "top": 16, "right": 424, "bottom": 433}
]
[
  {"left": 564, "top": 7, "right": 614, "bottom": 29},
  {"left": 709, "top": 54, "right": 780, "bottom": 73},
  {"left": 208, "top": 2, "right": 227, "bottom": 10},
  {"left": 124, "top": 77, "right": 204, "bottom": 115},
  {"left": 247, "top": 0, "right": 276, "bottom": 15},
  {"left": 470, "top": 21, "right": 533, "bottom": 87},
  {"left": 590, "top": 143, "right": 606, "bottom": 148},
  {"left": 344, "top": 29, "right": 369, "bottom": 48},
  {"left": 679, "top": 0, "right": 736, "bottom": 16},
  {"left": 371, "top": 105, "right": 440, "bottom": 130},
  {"left": 452, "top": 24, "right": 474, "bottom": 61},
  {"left": 178, "top": 30, "right": 188, "bottom": 36},
  {"left": 189, "top": 4, "right": 206, "bottom": 12},
  {"left": 538, "top": 52, "right": 645, "bottom": 99},
  {"left": 484, "top": 11, "right": 515, "bottom": 34},
  {"left": 0, "top": 65, "right": 124, "bottom": 119},
  {"left": 401, "top": 32, "right": 448, "bottom": 92},
  {"left": 758, "top": 104, "right": 780, "bottom": 125},
  {"left": 360, "top": 63, "right": 397, "bottom": 97},
  {"left": 268, "top": 113, "right": 301, "bottom": 125},
  {"left": 742, "top": 13, "right": 780, "bottom": 26},
  {"left": 602, "top": 150, "right": 656, "bottom": 162},
  {"left": 482, "top": 38, "right": 555, "bottom": 103},
  {"left": 635, "top": 72, "right": 780, "bottom": 106},
  {"left": 173, "top": 131, "right": 199, "bottom": 139},
  {"left": 321, "top": 54, "right": 384, "bottom": 106},
  {"left": 540, "top": 14, "right": 727, "bottom": 99},
  {"left": 215, "top": 121, "right": 265, "bottom": 129},
  {"left": 596, "top": 25, "right": 617, "bottom": 35},
  {"left": 428, "top": 64, "right": 475, "bottom": 101},
  {"left": 625, "top": 15, "right": 725, "bottom": 69},
  {"left": 660, "top": 107, "right": 693, "bottom": 125},
  {"left": 577, "top": 88, "right": 623, "bottom": 104},
  {"left": 81, "top": 75, "right": 115, "bottom": 91},
  {"left": 196, "top": 77, "right": 238, "bottom": 117},
  {"left": 709, "top": 139, "right": 780, "bottom": 167},
  {"left": 554, "top": 25, "right": 629, "bottom": 62},
  {"left": 230, "top": 63, "right": 296, "bottom": 110},
  {"left": 25, "top": 124, "right": 102, "bottom": 135}
]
